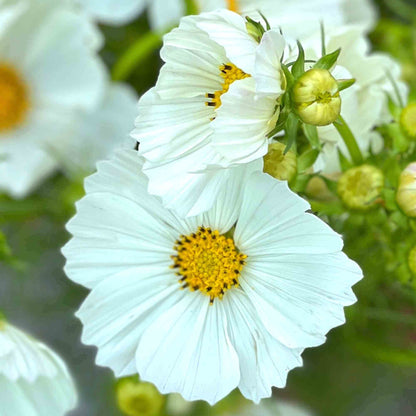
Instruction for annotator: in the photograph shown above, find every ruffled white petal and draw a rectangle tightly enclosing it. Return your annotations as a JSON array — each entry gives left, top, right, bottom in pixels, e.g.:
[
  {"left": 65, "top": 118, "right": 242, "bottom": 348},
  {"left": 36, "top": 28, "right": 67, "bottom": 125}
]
[
  {"left": 233, "top": 173, "right": 362, "bottom": 348},
  {"left": 223, "top": 290, "right": 303, "bottom": 403},
  {"left": 136, "top": 292, "right": 240, "bottom": 405},
  {"left": 76, "top": 268, "right": 180, "bottom": 377},
  {"left": 211, "top": 77, "right": 276, "bottom": 164},
  {"left": 63, "top": 150, "right": 183, "bottom": 289},
  {"left": 196, "top": 10, "right": 257, "bottom": 74},
  {"left": 254, "top": 30, "right": 286, "bottom": 96}
]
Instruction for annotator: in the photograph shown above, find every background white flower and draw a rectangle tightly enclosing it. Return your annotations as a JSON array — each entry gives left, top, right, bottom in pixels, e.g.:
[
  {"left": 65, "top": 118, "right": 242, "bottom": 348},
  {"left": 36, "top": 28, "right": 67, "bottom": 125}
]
[
  {"left": 74, "top": 0, "right": 376, "bottom": 35},
  {"left": 0, "top": 321, "right": 77, "bottom": 416},
  {"left": 63, "top": 148, "right": 362, "bottom": 405},
  {"left": 0, "top": 0, "right": 138, "bottom": 198},
  {"left": 236, "top": 398, "right": 315, "bottom": 416}
]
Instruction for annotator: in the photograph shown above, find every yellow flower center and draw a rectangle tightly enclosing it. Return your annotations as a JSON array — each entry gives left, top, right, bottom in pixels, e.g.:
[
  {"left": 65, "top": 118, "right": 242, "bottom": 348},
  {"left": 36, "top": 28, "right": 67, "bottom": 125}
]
[
  {"left": 171, "top": 226, "right": 247, "bottom": 304},
  {"left": 226, "top": 0, "right": 239, "bottom": 13},
  {"left": 0, "top": 64, "right": 29, "bottom": 132},
  {"left": 206, "top": 63, "right": 250, "bottom": 109}
]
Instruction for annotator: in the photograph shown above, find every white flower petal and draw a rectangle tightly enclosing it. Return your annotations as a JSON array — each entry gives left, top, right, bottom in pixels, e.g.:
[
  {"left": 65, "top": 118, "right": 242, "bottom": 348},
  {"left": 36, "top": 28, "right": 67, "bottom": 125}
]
[
  {"left": 136, "top": 293, "right": 240, "bottom": 405},
  {"left": 254, "top": 30, "right": 286, "bottom": 96},
  {"left": 79, "top": 0, "right": 146, "bottom": 25},
  {"left": 223, "top": 290, "right": 303, "bottom": 403},
  {"left": 76, "top": 268, "right": 180, "bottom": 377},
  {"left": 212, "top": 77, "right": 275, "bottom": 164},
  {"left": 0, "top": 323, "right": 77, "bottom": 415},
  {"left": 148, "top": 0, "right": 184, "bottom": 30},
  {"left": 196, "top": 10, "right": 257, "bottom": 74}
]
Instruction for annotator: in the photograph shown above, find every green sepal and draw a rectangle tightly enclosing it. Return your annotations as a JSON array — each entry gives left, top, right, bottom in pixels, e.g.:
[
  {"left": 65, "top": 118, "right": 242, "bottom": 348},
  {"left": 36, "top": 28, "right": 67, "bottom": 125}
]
[
  {"left": 297, "top": 148, "right": 320, "bottom": 172},
  {"left": 314, "top": 48, "right": 341, "bottom": 70},
  {"left": 281, "top": 64, "right": 295, "bottom": 90},
  {"left": 257, "top": 10, "right": 271, "bottom": 31},
  {"left": 302, "top": 123, "right": 321, "bottom": 150},
  {"left": 291, "top": 173, "right": 312, "bottom": 193},
  {"left": 284, "top": 112, "right": 299, "bottom": 154},
  {"left": 245, "top": 16, "right": 266, "bottom": 42},
  {"left": 337, "top": 78, "right": 356, "bottom": 92},
  {"left": 337, "top": 148, "right": 353, "bottom": 172},
  {"left": 291, "top": 41, "right": 305, "bottom": 79}
]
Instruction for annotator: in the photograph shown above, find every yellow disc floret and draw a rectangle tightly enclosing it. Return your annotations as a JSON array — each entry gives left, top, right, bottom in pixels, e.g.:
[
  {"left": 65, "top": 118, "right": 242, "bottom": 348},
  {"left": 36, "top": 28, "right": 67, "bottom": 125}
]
[
  {"left": 206, "top": 63, "right": 250, "bottom": 109},
  {"left": 0, "top": 64, "right": 29, "bottom": 132},
  {"left": 171, "top": 226, "right": 247, "bottom": 304}
]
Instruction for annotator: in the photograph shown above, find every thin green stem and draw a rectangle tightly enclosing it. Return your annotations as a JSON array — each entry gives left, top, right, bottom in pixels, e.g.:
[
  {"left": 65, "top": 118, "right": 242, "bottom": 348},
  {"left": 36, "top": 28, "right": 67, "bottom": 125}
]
[
  {"left": 334, "top": 115, "right": 364, "bottom": 165},
  {"left": 111, "top": 30, "right": 165, "bottom": 81}
]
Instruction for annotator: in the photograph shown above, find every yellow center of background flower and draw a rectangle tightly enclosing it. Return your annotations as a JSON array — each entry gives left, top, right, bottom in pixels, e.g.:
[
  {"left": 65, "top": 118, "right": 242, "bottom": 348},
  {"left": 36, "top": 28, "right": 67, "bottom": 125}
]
[
  {"left": 171, "top": 226, "right": 246, "bottom": 303},
  {"left": 226, "top": 0, "right": 239, "bottom": 13},
  {"left": 0, "top": 64, "right": 29, "bottom": 132},
  {"left": 206, "top": 63, "right": 250, "bottom": 109}
]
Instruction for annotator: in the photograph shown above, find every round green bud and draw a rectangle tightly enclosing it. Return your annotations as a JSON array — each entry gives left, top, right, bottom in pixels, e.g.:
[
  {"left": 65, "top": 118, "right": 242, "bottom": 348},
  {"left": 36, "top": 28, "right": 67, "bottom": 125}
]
[
  {"left": 116, "top": 379, "right": 164, "bottom": 416},
  {"left": 337, "top": 165, "right": 384, "bottom": 210},
  {"left": 397, "top": 162, "right": 416, "bottom": 217},
  {"left": 263, "top": 142, "right": 297, "bottom": 182},
  {"left": 293, "top": 68, "right": 341, "bottom": 126},
  {"left": 400, "top": 103, "right": 416, "bottom": 139}
]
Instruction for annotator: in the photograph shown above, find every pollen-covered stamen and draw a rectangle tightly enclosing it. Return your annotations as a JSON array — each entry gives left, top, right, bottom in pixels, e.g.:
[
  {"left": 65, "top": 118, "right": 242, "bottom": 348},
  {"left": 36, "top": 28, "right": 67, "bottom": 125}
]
[
  {"left": 0, "top": 64, "right": 29, "bottom": 132},
  {"left": 205, "top": 63, "right": 250, "bottom": 110},
  {"left": 171, "top": 226, "right": 247, "bottom": 304}
]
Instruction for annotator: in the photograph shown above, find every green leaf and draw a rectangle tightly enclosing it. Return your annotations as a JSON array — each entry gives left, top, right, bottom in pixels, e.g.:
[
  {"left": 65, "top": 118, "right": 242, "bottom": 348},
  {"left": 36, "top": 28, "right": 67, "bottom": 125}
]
[
  {"left": 337, "top": 78, "right": 356, "bottom": 92},
  {"left": 302, "top": 123, "right": 321, "bottom": 150},
  {"left": 314, "top": 48, "right": 341, "bottom": 70},
  {"left": 337, "top": 148, "right": 353, "bottom": 172},
  {"left": 284, "top": 113, "right": 299, "bottom": 153},
  {"left": 291, "top": 41, "right": 305, "bottom": 79},
  {"left": 297, "top": 148, "right": 320, "bottom": 172}
]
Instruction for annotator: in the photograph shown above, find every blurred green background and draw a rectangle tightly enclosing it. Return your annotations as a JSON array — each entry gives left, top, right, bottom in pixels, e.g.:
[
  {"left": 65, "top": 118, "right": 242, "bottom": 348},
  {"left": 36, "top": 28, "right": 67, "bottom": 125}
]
[{"left": 1, "top": 0, "right": 416, "bottom": 415}]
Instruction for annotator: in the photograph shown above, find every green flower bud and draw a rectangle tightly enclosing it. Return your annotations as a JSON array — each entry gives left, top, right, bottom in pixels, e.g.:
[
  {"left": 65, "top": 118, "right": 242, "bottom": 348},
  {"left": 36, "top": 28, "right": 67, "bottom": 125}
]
[
  {"left": 263, "top": 142, "right": 297, "bottom": 182},
  {"left": 337, "top": 165, "right": 384, "bottom": 210},
  {"left": 400, "top": 103, "right": 416, "bottom": 139},
  {"left": 293, "top": 68, "right": 341, "bottom": 126},
  {"left": 116, "top": 379, "right": 164, "bottom": 416},
  {"left": 245, "top": 17, "right": 265, "bottom": 43},
  {"left": 396, "top": 162, "right": 416, "bottom": 217},
  {"left": 408, "top": 246, "right": 416, "bottom": 275}
]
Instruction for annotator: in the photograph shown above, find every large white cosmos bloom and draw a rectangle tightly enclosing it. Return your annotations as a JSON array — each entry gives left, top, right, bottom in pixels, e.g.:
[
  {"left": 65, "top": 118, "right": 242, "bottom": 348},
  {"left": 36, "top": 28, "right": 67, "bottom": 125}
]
[
  {"left": 76, "top": 0, "right": 376, "bottom": 34},
  {"left": 133, "top": 10, "right": 283, "bottom": 217},
  {"left": 0, "top": 0, "right": 138, "bottom": 197},
  {"left": 63, "top": 148, "right": 362, "bottom": 405},
  {"left": 0, "top": 321, "right": 77, "bottom": 416}
]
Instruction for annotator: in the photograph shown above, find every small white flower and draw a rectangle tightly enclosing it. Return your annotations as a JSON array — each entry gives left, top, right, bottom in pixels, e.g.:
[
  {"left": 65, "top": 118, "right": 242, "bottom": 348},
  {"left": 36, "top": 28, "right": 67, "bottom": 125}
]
[
  {"left": 133, "top": 10, "right": 283, "bottom": 217},
  {"left": 0, "top": 320, "right": 77, "bottom": 416},
  {"left": 63, "top": 148, "right": 362, "bottom": 405}
]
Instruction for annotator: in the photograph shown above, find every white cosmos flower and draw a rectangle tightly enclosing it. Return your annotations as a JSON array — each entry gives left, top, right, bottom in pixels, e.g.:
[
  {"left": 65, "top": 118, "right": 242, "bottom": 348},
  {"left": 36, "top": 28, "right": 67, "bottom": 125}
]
[
  {"left": 133, "top": 10, "right": 283, "bottom": 217},
  {"left": 75, "top": 0, "right": 376, "bottom": 34},
  {"left": 0, "top": 0, "right": 138, "bottom": 198},
  {"left": 62, "top": 148, "right": 362, "bottom": 405},
  {"left": 0, "top": 320, "right": 77, "bottom": 416}
]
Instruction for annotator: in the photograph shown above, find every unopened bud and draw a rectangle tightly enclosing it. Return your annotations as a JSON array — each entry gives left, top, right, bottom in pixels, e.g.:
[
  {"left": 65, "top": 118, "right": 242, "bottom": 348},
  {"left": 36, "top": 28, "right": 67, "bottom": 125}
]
[
  {"left": 396, "top": 162, "right": 416, "bottom": 217},
  {"left": 293, "top": 68, "right": 341, "bottom": 126},
  {"left": 116, "top": 378, "right": 164, "bottom": 416},
  {"left": 263, "top": 142, "right": 297, "bottom": 182},
  {"left": 337, "top": 165, "right": 384, "bottom": 210},
  {"left": 400, "top": 103, "right": 416, "bottom": 139},
  {"left": 245, "top": 17, "right": 265, "bottom": 43}
]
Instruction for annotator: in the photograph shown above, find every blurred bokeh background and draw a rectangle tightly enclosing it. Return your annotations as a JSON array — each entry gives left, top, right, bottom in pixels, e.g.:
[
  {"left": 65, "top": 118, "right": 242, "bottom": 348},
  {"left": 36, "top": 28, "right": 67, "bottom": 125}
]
[{"left": 1, "top": 0, "right": 416, "bottom": 415}]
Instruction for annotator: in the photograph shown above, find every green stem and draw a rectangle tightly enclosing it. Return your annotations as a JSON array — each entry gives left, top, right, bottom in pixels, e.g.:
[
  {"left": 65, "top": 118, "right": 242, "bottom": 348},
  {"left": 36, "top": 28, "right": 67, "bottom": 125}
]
[
  {"left": 334, "top": 115, "right": 364, "bottom": 165},
  {"left": 111, "top": 30, "right": 165, "bottom": 81}
]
